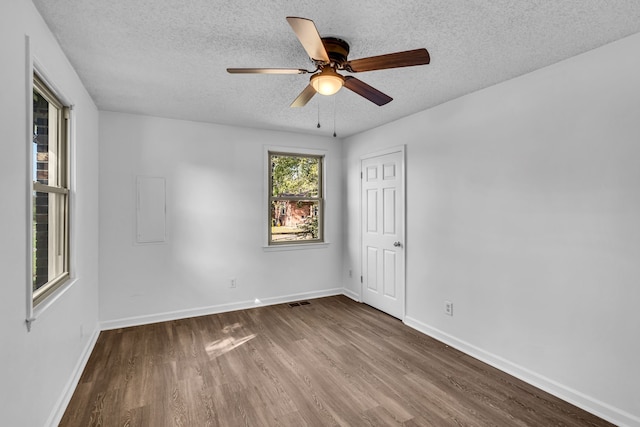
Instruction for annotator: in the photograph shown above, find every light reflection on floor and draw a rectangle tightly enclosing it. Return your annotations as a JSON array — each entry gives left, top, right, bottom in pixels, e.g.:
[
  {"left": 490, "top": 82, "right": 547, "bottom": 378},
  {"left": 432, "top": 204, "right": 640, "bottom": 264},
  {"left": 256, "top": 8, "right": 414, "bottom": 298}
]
[{"left": 205, "top": 322, "right": 256, "bottom": 359}]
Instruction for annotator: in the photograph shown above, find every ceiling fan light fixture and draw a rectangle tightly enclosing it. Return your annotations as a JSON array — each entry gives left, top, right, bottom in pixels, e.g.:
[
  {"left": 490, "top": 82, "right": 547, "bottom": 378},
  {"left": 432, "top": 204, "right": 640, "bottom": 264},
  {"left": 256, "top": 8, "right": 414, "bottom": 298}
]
[
  {"left": 310, "top": 68, "right": 344, "bottom": 96},
  {"left": 228, "top": 17, "right": 430, "bottom": 107}
]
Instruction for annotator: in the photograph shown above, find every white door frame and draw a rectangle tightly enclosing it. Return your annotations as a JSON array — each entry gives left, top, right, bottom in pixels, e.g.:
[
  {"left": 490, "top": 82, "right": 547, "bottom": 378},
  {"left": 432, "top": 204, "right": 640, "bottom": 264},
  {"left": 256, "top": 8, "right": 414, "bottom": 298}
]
[{"left": 359, "top": 145, "right": 406, "bottom": 320}]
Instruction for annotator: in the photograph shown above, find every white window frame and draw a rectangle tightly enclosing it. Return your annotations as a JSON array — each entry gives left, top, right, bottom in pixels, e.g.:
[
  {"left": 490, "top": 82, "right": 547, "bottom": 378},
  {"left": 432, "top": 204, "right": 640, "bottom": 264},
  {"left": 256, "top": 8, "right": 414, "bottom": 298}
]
[
  {"left": 263, "top": 146, "right": 328, "bottom": 250},
  {"left": 31, "top": 73, "right": 71, "bottom": 307},
  {"left": 26, "top": 50, "right": 76, "bottom": 329}
]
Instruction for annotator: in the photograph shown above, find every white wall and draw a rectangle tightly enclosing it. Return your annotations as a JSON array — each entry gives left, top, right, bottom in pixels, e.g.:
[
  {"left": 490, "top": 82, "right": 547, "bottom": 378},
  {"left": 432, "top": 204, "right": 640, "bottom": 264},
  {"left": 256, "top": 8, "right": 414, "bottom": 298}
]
[
  {"left": 99, "top": 112, "right": 343, "bottom": 326},
  {"left": 343, "top": 33, "right": 640, "bottom": 426},
  {"left": 4, "top": 1, "right": 638, "bottom": 424},
  {"left": 0, "top": 1, "right": 100, "bottom": 426}
]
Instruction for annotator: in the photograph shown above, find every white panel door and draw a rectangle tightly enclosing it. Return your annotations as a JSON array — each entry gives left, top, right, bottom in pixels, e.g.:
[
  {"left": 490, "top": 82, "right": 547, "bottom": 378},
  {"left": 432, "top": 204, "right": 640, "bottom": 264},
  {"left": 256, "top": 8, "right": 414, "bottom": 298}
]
[{"left": 361, "top": 149, "right": 405, "bottom": 319}]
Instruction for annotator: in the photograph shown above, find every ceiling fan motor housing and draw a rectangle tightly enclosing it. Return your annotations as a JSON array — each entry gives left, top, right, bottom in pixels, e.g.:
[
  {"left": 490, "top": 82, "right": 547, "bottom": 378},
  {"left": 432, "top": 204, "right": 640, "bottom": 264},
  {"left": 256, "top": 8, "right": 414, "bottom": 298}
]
[{"left": 321, "top": 37, "right": 350, "bottom": 66}]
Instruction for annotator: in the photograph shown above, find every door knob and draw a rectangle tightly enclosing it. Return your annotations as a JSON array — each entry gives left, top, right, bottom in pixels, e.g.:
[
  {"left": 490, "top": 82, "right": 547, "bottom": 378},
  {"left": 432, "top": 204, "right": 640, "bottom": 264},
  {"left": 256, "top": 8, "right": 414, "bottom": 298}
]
[{"left": 393, "top": 241, "right": 402, "bottom": 247}]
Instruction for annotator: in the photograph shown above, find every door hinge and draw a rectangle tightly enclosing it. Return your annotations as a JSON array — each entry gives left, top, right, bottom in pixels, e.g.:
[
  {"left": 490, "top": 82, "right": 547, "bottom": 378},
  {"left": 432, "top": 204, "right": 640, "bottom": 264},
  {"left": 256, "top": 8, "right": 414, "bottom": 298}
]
[
  {"left": 360, "top": 276, "right": 363, "bottom": 283},
  {"left": 360, "top": 172, "right": 363, "bottom": 179}
]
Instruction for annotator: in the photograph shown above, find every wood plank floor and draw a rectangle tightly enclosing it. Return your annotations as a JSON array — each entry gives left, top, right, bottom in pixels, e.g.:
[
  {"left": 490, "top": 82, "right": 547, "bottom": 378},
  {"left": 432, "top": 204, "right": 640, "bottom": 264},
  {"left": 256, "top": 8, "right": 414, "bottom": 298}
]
[{"left": 61, "top": 296, "right": 613, "bottom": 426}]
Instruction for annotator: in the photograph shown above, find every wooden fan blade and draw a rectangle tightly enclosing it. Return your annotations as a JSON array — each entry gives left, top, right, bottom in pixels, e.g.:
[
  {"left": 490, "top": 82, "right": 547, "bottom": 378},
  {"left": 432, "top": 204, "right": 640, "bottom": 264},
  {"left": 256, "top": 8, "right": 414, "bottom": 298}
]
[
  {"left": 343, "top": 76, "right": 392, "bottom": 106},
  {"left": 227, "top": 68, "right": 309, "bottom": 74},
  {"left": 290, "top": 84, "right": 317, "bottom": 108},
  {"left": 286, "top": 17, "right": 330, "bottom": 63},
  {"left": 345, "top": 48, "right": 430, "bottom": 72}
]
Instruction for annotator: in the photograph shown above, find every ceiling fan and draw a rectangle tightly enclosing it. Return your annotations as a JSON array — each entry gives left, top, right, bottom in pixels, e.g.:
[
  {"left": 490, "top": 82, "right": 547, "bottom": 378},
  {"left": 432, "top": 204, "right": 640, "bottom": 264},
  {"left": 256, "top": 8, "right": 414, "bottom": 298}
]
[{"left": 227, "top": 17, "right": 430, "bottom": 107}]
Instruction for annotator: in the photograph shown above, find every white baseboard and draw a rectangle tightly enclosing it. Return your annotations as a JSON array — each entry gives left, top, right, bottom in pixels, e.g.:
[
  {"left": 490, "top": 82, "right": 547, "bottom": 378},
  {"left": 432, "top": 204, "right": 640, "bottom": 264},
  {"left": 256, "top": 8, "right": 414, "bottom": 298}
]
[
  {"left": 342, "top": 288, "right": 360, "bottom": 302},
  {"left": 100, "top": 288, "right": 344, "bottom": 330},
  {"left": 46, "top": 326, "right": 101, "bottom": 427},
  {"left": 404, "top": 316, "right": 640, "bottom": 427}
]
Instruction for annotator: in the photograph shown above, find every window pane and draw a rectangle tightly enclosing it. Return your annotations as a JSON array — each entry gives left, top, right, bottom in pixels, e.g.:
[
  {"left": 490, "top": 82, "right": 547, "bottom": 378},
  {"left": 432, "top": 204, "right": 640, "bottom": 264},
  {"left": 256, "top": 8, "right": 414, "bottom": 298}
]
[
  {"left": 33, "top": 191, "right": 49, "bottom": 290},
  {"left": 33, "top": 90, "right": 60, "bottom": 186},
  {"left": 271, "top": 155, "right": 320, "bottom": 197},
  {"left": 33, "top": 191, "right": 66, "bottom": 291},
  {"left": 271, "top": 200, "right": 320, "bottom": 242}
]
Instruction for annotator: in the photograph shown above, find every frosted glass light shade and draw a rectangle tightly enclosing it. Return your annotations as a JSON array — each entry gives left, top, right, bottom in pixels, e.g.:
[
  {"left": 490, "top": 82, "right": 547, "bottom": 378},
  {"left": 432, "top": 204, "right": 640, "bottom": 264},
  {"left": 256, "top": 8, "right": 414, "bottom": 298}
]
[{"left": 310, "top": 69, "right": 344, "bottom": 95}]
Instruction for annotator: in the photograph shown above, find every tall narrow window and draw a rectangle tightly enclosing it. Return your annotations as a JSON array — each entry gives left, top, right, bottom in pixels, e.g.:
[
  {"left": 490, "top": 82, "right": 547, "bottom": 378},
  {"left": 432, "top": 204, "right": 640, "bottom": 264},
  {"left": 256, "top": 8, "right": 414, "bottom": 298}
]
[
  {"left": 32, "top": 74, "right": 70, "bottom": 306},
  {"left": 269, "top": 152, "right": 323, "bottom": 245}
]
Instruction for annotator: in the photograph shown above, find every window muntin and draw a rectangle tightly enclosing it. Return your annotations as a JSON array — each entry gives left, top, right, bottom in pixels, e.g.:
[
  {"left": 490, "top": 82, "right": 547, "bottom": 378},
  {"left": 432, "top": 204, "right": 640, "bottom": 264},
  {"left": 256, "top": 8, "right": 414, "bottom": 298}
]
[
  {"left": 32, "top": 74, "right": 70, "bottom": 306},
  {"left": 269, "top": 152, "right": 323, "bottom": 244}
]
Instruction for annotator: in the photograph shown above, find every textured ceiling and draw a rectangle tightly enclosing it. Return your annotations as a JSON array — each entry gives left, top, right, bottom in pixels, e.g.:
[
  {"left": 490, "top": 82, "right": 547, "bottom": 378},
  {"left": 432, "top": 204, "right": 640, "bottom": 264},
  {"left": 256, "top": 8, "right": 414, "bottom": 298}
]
[{"left": 32, "top": 0, "right": 640, "bottom": 138}]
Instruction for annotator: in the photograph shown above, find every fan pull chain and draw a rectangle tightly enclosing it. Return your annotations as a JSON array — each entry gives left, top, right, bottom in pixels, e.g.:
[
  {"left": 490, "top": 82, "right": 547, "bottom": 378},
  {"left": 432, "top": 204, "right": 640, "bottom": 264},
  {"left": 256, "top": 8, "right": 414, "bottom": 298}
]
[
  {"left": 333, "top": 95, "right": 337, "bottom": 138},
  {"left": 317, "top": 102, "right": 321, "bottom": 128}
]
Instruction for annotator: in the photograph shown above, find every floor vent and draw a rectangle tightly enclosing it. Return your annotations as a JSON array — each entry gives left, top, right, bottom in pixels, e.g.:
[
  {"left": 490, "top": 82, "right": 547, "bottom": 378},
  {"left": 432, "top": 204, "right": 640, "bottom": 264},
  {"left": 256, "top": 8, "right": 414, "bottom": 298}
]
[{"left": 288, "top": 301, "right": 310, "bottom": 307}]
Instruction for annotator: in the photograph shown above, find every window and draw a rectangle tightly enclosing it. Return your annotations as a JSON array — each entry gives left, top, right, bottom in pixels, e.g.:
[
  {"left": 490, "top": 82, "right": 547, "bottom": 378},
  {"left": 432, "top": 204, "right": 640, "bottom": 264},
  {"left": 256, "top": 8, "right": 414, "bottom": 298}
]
[
  {"left": 269, "top": 152, "right": 323, "bottom": 245},
  {"left": 31, "top": 74, "right": 70, "bottom": 306}
]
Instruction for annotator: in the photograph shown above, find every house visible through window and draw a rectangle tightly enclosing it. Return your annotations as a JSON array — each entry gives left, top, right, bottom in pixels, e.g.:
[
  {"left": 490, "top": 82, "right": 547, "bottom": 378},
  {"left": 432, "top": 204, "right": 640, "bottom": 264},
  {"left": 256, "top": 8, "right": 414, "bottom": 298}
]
[
  {"left": 32, "top": 74, "right": 70, "bottom": 306},
  {"left": 269, "top": 152, "right": 323, "bottom": 244}
]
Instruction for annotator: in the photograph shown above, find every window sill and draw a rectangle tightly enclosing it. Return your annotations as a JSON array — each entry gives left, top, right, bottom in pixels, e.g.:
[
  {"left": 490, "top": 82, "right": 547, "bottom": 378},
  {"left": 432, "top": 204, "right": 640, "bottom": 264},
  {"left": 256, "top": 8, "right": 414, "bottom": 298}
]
[
  {"left": 263, "top": 242, "right": 330, "bottom": 252},
  {"left": 27, "top": 277, "right": 77, "bottom": 331}
]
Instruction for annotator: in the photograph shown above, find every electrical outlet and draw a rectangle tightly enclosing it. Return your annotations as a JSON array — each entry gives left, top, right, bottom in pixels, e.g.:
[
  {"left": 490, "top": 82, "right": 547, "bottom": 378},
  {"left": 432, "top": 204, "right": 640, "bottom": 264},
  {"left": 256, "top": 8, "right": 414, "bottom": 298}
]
[
  {"left": 230, "top": 278, "right": 236, "bottom": 288},
  {"left": 444, "top": 301, "right": 453, "bottom": 316}
]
